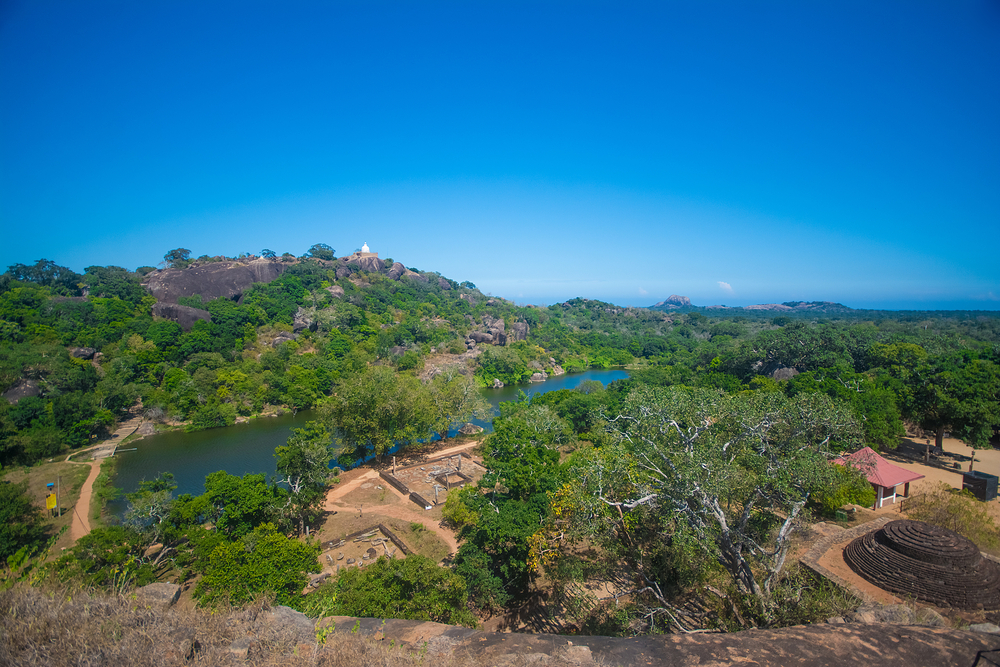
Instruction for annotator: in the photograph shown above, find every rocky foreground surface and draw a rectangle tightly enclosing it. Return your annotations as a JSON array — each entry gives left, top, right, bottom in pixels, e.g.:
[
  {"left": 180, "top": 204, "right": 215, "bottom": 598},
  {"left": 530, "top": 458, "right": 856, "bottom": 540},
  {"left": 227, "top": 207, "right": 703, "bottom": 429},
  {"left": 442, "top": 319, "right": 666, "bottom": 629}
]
[
  {"left": 315, "top": 614, "right": 998, "bottom": 667},
  {"left": 5, "top": 582, "right": 998, "bottom": 667},
  {"left": 131, "top": 584, "right": 1000, "bottom": 667}
]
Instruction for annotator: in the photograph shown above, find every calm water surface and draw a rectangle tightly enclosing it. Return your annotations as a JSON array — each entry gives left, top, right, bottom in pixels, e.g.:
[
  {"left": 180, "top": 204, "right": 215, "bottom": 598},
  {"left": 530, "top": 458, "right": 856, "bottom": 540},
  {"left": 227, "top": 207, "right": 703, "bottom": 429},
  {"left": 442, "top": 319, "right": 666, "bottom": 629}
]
[{"left": 110, "top": 369, "right": 628, "bottom": 505}]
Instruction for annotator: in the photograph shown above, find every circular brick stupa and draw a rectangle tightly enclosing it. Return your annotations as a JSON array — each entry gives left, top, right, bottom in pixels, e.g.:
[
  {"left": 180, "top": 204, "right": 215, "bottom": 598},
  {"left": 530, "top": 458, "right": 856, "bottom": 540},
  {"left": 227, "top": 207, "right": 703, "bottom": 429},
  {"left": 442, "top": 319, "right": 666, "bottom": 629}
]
[{"left": 844, "top": 519, "right": 1000, "bottom": 610}]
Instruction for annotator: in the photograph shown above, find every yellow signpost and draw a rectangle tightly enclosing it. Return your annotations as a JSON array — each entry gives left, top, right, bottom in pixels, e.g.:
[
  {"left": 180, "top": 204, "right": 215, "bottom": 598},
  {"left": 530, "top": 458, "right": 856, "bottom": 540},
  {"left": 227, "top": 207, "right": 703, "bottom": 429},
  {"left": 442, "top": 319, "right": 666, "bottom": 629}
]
[{"left": 46, "top": 493, "right": 57, "bottom": 510}]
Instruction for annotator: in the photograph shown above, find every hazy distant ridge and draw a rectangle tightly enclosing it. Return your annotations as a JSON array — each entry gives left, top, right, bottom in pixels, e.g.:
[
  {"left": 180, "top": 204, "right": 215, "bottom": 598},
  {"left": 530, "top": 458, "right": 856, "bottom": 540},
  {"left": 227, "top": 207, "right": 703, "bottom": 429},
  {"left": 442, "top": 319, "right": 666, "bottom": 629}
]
[{"left": 650, "top": 297, "right": 854, "bottom": 313}]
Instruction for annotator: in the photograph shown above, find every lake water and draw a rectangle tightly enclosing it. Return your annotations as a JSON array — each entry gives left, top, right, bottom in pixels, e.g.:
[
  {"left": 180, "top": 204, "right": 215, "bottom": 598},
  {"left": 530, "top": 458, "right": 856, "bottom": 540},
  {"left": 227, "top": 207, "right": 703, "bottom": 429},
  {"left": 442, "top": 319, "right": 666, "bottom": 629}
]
[{"left": 109, "top": 368, "right": 628, "bottom": 505}]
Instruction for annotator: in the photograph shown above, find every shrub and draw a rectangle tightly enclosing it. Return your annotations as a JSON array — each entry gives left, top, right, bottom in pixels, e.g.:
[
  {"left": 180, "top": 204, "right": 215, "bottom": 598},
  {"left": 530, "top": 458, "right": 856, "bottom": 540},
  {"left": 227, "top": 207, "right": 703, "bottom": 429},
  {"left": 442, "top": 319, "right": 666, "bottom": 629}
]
[
  {"left": 903, "top": 482, "right": 1000, "bottom": 551},
  {"left": 812, "top": 464, "right": 876, "bottom": 517},
  {"left": 305, "top": 555, "right": 478, "bottom": 628}
]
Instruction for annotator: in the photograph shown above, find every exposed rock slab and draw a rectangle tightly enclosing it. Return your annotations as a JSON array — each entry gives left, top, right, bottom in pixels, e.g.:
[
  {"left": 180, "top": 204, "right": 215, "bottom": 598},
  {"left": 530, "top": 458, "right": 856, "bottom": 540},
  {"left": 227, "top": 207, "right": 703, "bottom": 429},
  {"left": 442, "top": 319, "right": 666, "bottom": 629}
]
[
  {"left": 144, "top": 259, "right": 285, "bottom": 304},
  {"left": 134, "top": 582, "right": 181, "bottom": 609},
  {"left": 316, "top": 616, "right": 997, "bottom": 667},
  {"left": 1, "top": 378, "right": 41, "bottom": 404},
  {"left": 151, "top": 302, "right": 211, "bottom": 330}
]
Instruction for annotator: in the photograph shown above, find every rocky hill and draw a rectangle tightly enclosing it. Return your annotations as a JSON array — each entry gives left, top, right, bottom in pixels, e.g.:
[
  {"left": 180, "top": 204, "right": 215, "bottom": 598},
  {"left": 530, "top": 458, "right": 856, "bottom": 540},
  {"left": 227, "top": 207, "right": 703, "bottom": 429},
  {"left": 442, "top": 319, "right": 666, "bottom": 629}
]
[
  {"left": 142, "top": 254, "right": 443, "bottom": 330},
  {"left": 3, "top": 583, "right": 996, "bottom": 667}
]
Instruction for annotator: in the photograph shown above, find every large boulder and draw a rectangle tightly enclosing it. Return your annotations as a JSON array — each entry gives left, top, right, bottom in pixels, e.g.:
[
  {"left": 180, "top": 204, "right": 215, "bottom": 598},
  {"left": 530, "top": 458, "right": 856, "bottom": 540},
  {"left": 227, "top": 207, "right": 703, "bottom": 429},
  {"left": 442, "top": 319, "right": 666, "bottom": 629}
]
[
  {"left": 134, "top": 582, "right": 181, "bottom": 609},
  {"left": 164, "top": 627, "right": 200, "bottom": 662},
  {"left": 469, "top": 332, "right": 493, "bottom": 344},
  {"left": 144, "top": 259, "right": 285, "bottom": 304},
  {"left": 508, "top": 321, "right": 529, "bottom": 342},
  {"left": 152, "top": 302, "right": 211, "bottom": 330},
  {"left": 437, "top": 277, "right": 451, "bottom": 290},
  {"left": 1, "top": 379, "right": 41, "bottom": 405},
  {"left": 327, "top": 285, "right": 345, "bottom": 298},
  {"left": 263, "top": 605, "right": 315, "bottom": 643},
  {"left": 529, "top": 372, "right": 547, "bottom": 383},
  {"left": 483, "top": 315, "right": 507, "bottom": 345},
  {"left": 403, "top": 270, "right": 427, "bottom": 282},
  {"left": 292, "top": 307, "right": 315, "bottom": 333},
  {"left": 69, "top": 347, "right": 96, "bottom": 360},
  {"left": 272, "top": 333, "right": 298, "bottom": 347},
  {"left": 387, "top": 262, "right": 406, "bottom": 280},
  {"left": 336, "top": 266, "right": 353, "bottom": 279},
  {"left": 348, "top": 255, "right": 385, "bottom": 273}
]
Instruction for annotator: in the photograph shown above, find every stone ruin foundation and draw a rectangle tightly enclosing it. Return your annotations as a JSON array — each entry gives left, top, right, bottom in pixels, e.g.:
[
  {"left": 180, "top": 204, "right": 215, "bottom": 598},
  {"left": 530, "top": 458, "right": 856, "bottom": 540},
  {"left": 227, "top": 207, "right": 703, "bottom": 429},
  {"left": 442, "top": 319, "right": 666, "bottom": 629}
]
[{"left": 844, "top": 519, "right": 1000, "bottom": 610}]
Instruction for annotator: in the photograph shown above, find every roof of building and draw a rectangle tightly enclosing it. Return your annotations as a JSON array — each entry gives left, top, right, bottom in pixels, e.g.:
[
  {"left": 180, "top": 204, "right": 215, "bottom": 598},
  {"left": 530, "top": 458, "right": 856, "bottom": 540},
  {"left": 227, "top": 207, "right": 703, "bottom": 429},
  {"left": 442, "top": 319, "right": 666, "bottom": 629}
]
[{"left": 834, "top": 446, "right": 925, "bottom": 488}]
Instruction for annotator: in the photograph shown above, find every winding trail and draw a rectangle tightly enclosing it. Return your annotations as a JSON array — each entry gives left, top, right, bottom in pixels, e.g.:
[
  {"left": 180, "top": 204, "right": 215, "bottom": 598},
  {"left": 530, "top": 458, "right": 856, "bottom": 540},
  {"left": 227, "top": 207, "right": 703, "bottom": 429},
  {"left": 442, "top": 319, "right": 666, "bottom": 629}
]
[
  {"left": 64, "top": 413, "right": 144, "bottom": 543},
  {"left": 323, "top": 442, "right": 478, "bottom": 558}
]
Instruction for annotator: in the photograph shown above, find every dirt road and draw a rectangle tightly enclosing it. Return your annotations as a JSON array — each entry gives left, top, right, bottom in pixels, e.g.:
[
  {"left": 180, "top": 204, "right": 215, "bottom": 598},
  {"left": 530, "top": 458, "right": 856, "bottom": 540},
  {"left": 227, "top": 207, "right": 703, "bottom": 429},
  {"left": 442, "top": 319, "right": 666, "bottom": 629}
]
[{"left": 64, "top": 414, "right": 144, "bottom": 543}]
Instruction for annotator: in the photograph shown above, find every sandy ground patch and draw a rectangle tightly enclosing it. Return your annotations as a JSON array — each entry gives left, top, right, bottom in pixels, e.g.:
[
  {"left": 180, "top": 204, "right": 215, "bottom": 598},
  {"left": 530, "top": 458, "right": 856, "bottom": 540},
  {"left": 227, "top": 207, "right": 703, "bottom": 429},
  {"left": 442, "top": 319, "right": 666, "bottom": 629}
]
[
  {"left": 318, "top": 439, "right": 483, "bottom": 565},
  {"left": 875, "top": 436, "right": 1000, "bottom": 523}
]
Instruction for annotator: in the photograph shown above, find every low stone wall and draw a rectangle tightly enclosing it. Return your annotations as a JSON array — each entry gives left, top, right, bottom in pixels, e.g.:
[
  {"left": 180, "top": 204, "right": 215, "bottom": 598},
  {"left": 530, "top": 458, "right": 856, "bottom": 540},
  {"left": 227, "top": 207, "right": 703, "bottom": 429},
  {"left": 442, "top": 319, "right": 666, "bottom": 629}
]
[
  {"left": 799, "top": 516, "right": 896, "bottom": 603},
  {"left": 409, "top": 491, "right": 433, "bottom": 509},
  {"left": 385, "top": 451, "right": 478, "bottom": 509},
  {"left": 330, "top": 523, "right": 412, "bottom": 559},
  {"left": 377, "top": 523, "right": 412, "bottom": 556},
  {"left": 378, "top": 470, "right": 410, "bottom": 495}
]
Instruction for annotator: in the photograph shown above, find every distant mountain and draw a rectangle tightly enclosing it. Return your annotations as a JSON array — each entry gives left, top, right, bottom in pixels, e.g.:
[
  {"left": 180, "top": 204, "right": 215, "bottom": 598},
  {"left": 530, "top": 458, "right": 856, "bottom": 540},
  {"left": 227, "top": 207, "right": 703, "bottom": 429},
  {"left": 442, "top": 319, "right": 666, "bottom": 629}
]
[
  {"left": 650, "top": 295, "right": 692, "bottom": 309},
  {"left": 649, "top": 297, "right": 856, "bottom": 314}
]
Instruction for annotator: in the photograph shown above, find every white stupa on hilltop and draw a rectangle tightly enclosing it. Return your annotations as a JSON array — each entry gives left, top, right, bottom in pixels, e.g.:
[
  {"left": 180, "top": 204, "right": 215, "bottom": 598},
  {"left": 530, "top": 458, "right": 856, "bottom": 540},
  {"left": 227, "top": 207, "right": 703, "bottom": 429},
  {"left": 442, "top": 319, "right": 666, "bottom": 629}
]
[{"left": 347, "top": 242, "right": 378, "bottom": 260}]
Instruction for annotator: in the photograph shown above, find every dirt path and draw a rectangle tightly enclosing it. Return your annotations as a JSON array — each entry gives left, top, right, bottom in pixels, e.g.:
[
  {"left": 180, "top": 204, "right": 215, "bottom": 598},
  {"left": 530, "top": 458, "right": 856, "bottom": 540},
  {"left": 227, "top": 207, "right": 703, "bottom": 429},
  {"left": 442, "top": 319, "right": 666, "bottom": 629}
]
[
  {"left": 68, "top": 461, "right": 100, "bottom": 541},
  {"left": 63, "top": 413, "right": 144, "bottom": 543}
]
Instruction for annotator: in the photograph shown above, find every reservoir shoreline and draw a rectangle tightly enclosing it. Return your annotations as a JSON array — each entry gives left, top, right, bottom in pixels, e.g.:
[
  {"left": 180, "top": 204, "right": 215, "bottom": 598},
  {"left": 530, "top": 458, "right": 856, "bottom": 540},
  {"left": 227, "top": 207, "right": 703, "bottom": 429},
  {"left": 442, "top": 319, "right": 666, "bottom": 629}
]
[{"left": 108, "top": 369, "right": 628, "bottom": 510}]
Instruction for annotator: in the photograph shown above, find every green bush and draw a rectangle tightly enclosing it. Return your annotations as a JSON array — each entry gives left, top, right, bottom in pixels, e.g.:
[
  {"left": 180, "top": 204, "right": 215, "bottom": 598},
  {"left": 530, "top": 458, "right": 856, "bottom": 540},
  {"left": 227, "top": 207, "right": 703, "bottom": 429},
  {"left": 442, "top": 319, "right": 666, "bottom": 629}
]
[
  {"left": 195, "top": 523, "right": 320, "bottom": 607},
  {"left": 303, "top": 555, "right": 478, "bottom": 628},
  {"left": 812, "top": 464, "right": 876, "bottom": 517}
]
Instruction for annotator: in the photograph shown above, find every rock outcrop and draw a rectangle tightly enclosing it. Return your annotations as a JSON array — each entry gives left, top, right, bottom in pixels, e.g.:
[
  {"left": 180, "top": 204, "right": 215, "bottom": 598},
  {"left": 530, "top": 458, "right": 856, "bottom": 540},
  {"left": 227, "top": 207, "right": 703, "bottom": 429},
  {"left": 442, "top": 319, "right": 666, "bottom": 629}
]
[
  {"left": 134, "top": 582, "right": 182, "bottom": 609},
  {"left": 292, "top": 307, "right": 315, "bottom": 333},
  {"left": 144, "top": 258, "right": 286, "bottom": 304},
  {"left": 653, "top": 295, "right": 692, "bottom": 309},
  {"left": 345, "top": 255, "right": 385, "bottom": 273},
  {"left": 752, "top": 361, "right": 800, "bottom": 381},
  {"left": 310, "top": 615, "right": 997, "bottom": 667},
  {"left": 69, "top": 347, "right": 96, "bottom": 359},
  {"left": 152, "top": 302, "right": 212, "bottom": 330},
  {"left": 508, "top": 321, "right": 529, "bottom": 342},
  {"left": 326, "top": 285, "right": 345, "bottom": 298},
  {"left": 387, "top": 262, "right": 406, "bottom": 280},
  {"left": 1, "top": 378, "right": 41, "bottom": 404}
]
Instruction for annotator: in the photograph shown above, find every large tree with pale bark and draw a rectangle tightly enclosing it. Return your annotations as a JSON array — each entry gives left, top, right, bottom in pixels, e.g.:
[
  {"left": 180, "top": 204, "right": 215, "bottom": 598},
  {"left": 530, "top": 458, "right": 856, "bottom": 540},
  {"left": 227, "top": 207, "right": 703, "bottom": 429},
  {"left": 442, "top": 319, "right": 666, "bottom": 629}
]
[{"left": 537, "top": 386, "right": 861, "bottom": 626}]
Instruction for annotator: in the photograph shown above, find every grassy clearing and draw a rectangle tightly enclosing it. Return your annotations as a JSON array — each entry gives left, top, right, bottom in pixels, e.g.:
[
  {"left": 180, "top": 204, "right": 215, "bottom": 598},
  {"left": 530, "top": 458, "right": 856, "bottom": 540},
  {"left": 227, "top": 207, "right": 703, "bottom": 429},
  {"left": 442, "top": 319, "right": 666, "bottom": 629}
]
[
  {"left": 393, "top": 518, "right": 450, "bottom": 561},
  {"left": 316, "top": 510, "right": 451, "bottom": 563},
  {"left": 1, "top": 459, "right": 91, "bottom": 555}
]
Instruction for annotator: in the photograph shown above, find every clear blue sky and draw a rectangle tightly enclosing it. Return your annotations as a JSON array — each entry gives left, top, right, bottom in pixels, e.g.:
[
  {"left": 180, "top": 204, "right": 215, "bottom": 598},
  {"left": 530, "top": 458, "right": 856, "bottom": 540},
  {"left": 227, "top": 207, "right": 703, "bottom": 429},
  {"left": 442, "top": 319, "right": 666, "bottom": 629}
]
[{"left": 2, "top": 1, "right": 998, "bottom": 310}]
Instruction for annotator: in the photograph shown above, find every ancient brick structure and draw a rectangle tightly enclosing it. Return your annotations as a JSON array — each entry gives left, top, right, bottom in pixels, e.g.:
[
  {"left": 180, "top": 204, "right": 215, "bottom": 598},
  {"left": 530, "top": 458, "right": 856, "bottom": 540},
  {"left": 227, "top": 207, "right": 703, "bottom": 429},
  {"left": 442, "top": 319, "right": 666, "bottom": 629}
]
[{"left": 844, "top": 519, "right": 1000, "bottom": 610}]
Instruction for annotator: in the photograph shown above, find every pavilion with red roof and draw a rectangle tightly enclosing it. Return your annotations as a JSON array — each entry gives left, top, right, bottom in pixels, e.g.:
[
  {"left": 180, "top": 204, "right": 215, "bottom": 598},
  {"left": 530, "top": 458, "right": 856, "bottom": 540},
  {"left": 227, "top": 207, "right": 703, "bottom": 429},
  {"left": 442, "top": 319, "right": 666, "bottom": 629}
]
[{"left": 834, "top": 447, "right": 925, "bottom": 509}]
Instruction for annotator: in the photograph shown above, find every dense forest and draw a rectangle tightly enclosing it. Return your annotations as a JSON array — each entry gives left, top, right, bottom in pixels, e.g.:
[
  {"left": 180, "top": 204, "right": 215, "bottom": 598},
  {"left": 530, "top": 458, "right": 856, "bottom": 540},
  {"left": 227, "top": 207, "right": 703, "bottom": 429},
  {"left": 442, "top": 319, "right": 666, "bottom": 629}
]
[{"left": 2, "top": 248, "right": 1000, "bottom": 634}]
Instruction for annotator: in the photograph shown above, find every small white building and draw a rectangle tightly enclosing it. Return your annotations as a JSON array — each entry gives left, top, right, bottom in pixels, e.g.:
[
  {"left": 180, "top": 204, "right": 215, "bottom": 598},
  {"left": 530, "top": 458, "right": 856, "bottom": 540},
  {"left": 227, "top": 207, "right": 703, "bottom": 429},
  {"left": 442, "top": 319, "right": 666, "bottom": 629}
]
[{"left": 834, "top": 447, "right": 925, "bottom": 509}]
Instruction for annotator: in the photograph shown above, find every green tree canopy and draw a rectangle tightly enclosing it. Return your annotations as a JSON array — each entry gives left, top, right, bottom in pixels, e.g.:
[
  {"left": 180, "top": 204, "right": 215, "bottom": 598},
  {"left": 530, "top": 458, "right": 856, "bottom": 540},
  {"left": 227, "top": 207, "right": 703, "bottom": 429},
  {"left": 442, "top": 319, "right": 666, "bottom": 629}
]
[
  {"left": 315, "top": 554, "right": 477, "bottom": 627},
  {"left": 553, "top": 387, "right": 861, "bottom": 623},
  {"left": 320, "top": 365, "right": 434, "bottom": 461},
  {"left": 195, "top": 523, "right": 320, "bottom": 607}
]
